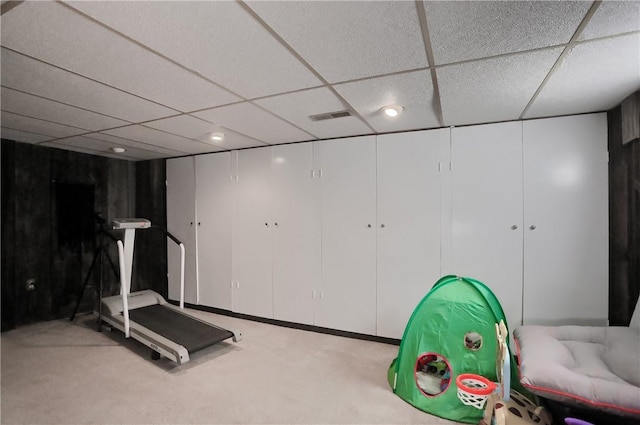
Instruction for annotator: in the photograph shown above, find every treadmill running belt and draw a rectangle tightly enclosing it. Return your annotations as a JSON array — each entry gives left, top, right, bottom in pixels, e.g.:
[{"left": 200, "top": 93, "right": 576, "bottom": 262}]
[{"left": 129, "top": 305, "right": 234, "bottom": 354}]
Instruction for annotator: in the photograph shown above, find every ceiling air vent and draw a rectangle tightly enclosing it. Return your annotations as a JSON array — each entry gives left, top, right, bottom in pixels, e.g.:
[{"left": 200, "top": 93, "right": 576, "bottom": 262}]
[{"left": 309, "top": 110, "right": 353, "bottom": 121}]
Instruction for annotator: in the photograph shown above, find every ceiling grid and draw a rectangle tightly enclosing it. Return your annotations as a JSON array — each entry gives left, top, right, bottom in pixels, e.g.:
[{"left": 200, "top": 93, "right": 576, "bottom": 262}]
[
  {"left": 0, "top": 0, "right": 637, "bottom": 160},
  {"left": 415, "top": 0, "right": 444, "bottom": 127},
  {"left": 519, "top": 0, "right": 602, "bottom": 119}
]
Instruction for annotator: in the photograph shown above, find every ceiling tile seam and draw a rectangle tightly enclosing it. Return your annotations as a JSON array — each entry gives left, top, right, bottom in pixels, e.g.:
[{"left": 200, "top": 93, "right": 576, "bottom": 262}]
[
  {"left": 53, "top": 133, "right": 187, "bottom": 156},
  {"left": 250, "top": 102, "right": 322, "bottom": 141},
  {"left": 1, "top": 125, "right": 56, "bottom": 139},
  {"left": 0, "top": 0, "right": 23, "bottom": 16},
  {"left": 42, "top": 142, "right": 141, "bottom": 160},
  {"left": 184, "top": 100, "right": 248, "bottom": 117},
  {"left": 1, "top": 46, "right": 183, "bottom": 116},
  {"left": 238, "top": 0, "right": 376, "bottom": 134},
  {"left": 185, "top": 113, "right": 288, "bottom": 146},
  {"left": 571, "top": 30, "right": 640, "bottom": 47},
  {"left": 31, "top": 115, "right": 229, "bottom": 150},
  {"left": 326, "top": 67, "right": 432, "bottom": 89},
  {"left": 0, "top": 109, "right": 95, "bottom": 132},
  {"left": 243, "top": 65, "right": 434, "bottom": 102},
  {"left": 519, "top": 0, "right": 602, "bottom": 120},
  {"left": 434, "top": 43, "right": 570, "bottom": 71},
  {"left": 430, "top": 31, "right": 640, "bottom": 73},
  {"left": 245, "top": 84, "right": 328, "bottom": 103},
  {"left": 117, "top": 124, "right": 225, "bottom": 150},
  {"left": 416, "top": 0, "right": 444, "bottom": 127},
  {"left": 179, "top": 101, "right": 314, "bottom": 145},
  {"left": 137, "top": 121, "right": 269, "bottom": 148},
  {"left": 1, "top": 86, "right": 135, "bottom": 125},
  {"left": 38, "top": 130, "right": 190, "bottom": 155},
  {"left": 58, "top": 1, "right": 250, "bottom": 107}
]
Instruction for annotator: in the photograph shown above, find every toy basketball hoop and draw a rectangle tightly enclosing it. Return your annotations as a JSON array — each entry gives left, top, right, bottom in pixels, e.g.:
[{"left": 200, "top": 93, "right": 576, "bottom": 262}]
[{"left": 456, "top": 373, "right": 497, "bottom": 409}]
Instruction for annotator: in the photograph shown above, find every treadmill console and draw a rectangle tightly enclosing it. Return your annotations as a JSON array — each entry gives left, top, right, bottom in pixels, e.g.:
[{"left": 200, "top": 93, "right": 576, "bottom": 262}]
[{"left": 112, "top": 218, "right": 151, "bottom": 229}]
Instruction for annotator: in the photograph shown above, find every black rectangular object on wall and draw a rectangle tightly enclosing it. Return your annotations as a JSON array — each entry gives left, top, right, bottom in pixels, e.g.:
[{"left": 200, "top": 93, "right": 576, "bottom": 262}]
[{"left": 53, "top": 182, "right": 95, "bottom": 250}]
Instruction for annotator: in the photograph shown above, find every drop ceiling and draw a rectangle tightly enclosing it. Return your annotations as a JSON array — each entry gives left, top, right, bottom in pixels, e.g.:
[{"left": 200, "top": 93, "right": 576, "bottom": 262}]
[{"left": 1, "top": 0, "right": 639, "bottom": 161}]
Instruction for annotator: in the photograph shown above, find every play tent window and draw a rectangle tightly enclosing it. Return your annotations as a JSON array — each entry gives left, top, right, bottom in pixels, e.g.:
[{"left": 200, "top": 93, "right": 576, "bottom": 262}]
[
  {"left": 414, "top": 353, "right": 451, "bottom": 397},
  {"left": 464, "top": 332, "right": 483, "bottom": 350}
]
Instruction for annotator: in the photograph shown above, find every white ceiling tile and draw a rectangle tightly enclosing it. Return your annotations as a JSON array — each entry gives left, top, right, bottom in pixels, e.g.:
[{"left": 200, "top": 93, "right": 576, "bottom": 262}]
[
  {"left": 143, "top": 114, "right": 266, "bottom": 151},
  {"left": 334, "top": 70, "right": 439, "bottom": 133},
  {"left": 1, "top": 87, "right": 127, "bottom": 131},
  {"left": 1, "top": 127, "right": 54, "bottom": 144},
  {"left": 254, "top": 87, "right": 370, "bottom": 139},
  {"left": 0, "top": 111, "right": 88, "bottom": 138},
  {"left": 247, "top": 1, "right": 428, "bottom": 83},
  {"left": 525, "top": 33, "right": 640, "bottom": 118},
  {"left": 66, "top": 1, "right": 321, "bottom": 99},
  {"left": 425, "top": 1, "right": 590, "bottom": 65},
  {"left": 1, "top": 48, "right": 176, "bottom": 122},
  {"left": 579, "top": 1, "right": 640, "bottom": 40},
  {"left": 193, "top": 103, "right": 313, "bottom": 145},
  {"left": 82, "top": 132, "right": 184, "bottom": 157},
  {"left": 439, "top": 48, "right": 563, "bottom": 126},
  {"left": 102, "top": 125, "right": 221, "bottom": 155},
  {"left": 1, "top": 2, "right": 240, "bottom": 112},
  {"left": 48, "top": 135, "right": 166, "bottom": 160}
]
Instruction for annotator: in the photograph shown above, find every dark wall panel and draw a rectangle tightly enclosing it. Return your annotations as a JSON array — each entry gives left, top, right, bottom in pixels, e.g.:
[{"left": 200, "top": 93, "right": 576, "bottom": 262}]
[
  {"left": 608, "top": 91, "right": 640, "bottom": 326},
  {"left": 1, "top": 140, "right": 140, "bottom": 330},
  {"left": 1, "top": 141, "right": 17, "bottom": 331},
  {"left": 13, "top": 143, "right": 52, "bottom": 323},
  {"left": 133, "top": 159, "right": 167, "bottom": 297}
]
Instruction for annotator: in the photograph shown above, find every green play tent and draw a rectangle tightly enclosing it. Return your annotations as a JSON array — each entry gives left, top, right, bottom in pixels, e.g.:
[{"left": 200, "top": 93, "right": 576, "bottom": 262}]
[{"left": 387, "top": 275, "right": 523, "bottom": 424}]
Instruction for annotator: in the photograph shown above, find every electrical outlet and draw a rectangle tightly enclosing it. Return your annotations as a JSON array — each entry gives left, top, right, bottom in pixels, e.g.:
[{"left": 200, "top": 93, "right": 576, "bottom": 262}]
[{"left": 26, "top": 278, "right": 36, "bottom": 291}]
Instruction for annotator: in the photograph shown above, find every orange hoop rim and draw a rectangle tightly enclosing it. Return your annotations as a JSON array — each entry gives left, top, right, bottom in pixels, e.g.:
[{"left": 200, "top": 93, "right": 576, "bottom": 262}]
[{"left": 456, "top": 373, "right": 497, "bottom": 396}]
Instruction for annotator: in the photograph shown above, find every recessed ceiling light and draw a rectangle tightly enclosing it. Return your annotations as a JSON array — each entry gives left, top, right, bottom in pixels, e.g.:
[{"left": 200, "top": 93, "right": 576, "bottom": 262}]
[
  {"left": 381, "top": 105, "right": 404, "bottom": 118},
  {"left": 111, "top": 147, "right": 126, "bottom": 153},
  {"left": 210, "top": 132, "right": 224, "bottom": 142}
]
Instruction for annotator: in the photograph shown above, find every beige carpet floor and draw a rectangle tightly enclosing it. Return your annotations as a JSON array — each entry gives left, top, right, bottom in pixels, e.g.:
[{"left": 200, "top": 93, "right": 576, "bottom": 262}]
[{"left": 1, "top": 309, "right": 461, "bottom": 424}]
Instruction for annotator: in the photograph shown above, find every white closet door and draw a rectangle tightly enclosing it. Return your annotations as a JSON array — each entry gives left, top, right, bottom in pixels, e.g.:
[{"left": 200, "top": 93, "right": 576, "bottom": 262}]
[
  {"left": 451, "top": 122, "right": 524, "bottom": 328},
  {"left": 376, "top": 129, "right": 447, "bottom": 339},
  {"left": 166, "top": 156, "right": 198, "bottom": 304},
  {"left": 233, "top": 147, "right": 273, "bottom": 318},
  {"left": 271, "top": 143, "right": 315, "bottom": 325},
  {"left": 316, "top": 136, "right": 377, "bottom": 335},
  {"left": 523, "top": 114, "right": 608, "bottom": 325},
  {"left": 195, "top": 152, "right": 232, "bottom": 310}
]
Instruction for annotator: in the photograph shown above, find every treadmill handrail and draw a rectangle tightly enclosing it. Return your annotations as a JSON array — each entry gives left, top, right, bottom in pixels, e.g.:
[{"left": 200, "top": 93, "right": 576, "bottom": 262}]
[
  {"left": 116, "top": 240, "right": 130, "bottom": 338},
  {"left": 150, "top": 225, "right": 181, "bottom": 245},
  {"left": 114, "top": 223, "right": 187, "bottom": 339},
  {"left": 178, "top": 243, "right": 185, "bottom": 309},
  {"left": 150, "top": 225, "right": 186, "bottom": 310}
]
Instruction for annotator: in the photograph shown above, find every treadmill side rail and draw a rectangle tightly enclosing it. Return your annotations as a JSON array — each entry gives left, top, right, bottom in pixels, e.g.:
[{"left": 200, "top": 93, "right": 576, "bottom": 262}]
[{"left": 100, "top": 312, "right": 190, "bottom": 365}]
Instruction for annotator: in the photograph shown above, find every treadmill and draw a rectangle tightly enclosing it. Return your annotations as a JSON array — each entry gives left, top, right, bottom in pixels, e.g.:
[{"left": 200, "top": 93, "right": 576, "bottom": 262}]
[{"left": 98, "top": 218, "right": 241, "bottom": 365}]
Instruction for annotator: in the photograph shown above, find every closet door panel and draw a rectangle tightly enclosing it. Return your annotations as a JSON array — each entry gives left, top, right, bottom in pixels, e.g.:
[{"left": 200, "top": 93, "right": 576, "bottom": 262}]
[
  {"left": 195, "top": 152, "right": 232, "bottom": 310},
  {"left": 523, "top": 113, "right": 608, "bottom": 325},
  {"left": 316, "top": 136, "right": 377, "bottom": 335},
  {"left": 376, "top": 129, "right": 446, "bottom": 339},
  {"left": 233, "top": 147, "right": 273, "bottom": 318},
  {"left": 451, "top": 122, "right": 524, "bottom": 327},
  {"left": 166, "top": 156, "right": 198, "bottom": 304},
  {"left": 271, "top": 143, "right": 315, "bottom": 325}
]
